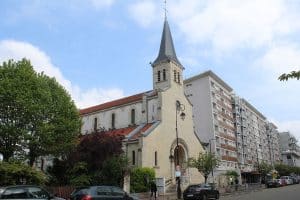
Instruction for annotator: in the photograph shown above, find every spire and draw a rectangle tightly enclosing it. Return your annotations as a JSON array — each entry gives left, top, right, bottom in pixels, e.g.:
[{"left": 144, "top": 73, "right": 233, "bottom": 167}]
[{"left": 152, "top": 19, "right": 182, "bottom": 67}]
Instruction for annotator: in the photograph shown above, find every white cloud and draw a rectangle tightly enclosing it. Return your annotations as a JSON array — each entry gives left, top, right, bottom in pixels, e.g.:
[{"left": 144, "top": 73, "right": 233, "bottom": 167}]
[
  {"left": 174, "top": 0, "right": 300, "bottom": 51},
  {"left": 270, "top": 119, "right": 300, "bottom": 144},
  {"left": 256, "top": 44, "right": 300, "bottom": 75},
  {"left": 128, "top": 0, "right": 159, "bottom": 28},
  {"left": 0, "top": 40, "right": 124, "bottom": 108}
]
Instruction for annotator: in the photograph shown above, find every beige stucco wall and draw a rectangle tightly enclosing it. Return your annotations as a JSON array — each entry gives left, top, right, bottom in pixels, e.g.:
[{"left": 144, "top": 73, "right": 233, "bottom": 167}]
[{"left": 141, "top": 62, "right": 205, "bottom": 184}]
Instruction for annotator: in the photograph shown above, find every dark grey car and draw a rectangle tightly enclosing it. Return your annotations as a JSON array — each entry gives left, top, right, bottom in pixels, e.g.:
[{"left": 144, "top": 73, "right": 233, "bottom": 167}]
[
  {"left": 0, "top": 185, "right": 65, "bottom": 200},
  {"left": 70, "top": 186, "right": 138, "bottom": 200}
]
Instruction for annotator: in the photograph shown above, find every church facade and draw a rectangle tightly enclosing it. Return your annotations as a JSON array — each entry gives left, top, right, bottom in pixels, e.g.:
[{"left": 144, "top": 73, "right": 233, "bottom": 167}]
[{"left": 80, "top": 19, "right": 205, "bottom": 190}]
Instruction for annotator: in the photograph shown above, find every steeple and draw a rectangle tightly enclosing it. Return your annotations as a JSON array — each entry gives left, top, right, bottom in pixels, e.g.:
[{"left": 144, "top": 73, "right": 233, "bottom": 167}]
[{"left": 152, "top": 19, "right": 182, "bottom": 67}]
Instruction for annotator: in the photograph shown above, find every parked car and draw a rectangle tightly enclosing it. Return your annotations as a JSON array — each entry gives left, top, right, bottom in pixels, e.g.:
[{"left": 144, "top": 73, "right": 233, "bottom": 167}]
[
  {"left": 70, "top": 186, "right": 138, "bottom": 200},
  {"left": 0, "top": 185, "right": 65, "bottom": 199},
  {"left": 280, "top": 176, "right": 293, "bottom": 185},
  {"left": 275, "top": 179, "right": 285, "bottom": 186},
  {"left": 183, "top": 184, "right": 219, "bottom": 200},
  {"left": 291, "top": 176, "right": 300, "bottom": 184},
  {"left": 266, "top": 179, "right": 280, "bottom": 188}
]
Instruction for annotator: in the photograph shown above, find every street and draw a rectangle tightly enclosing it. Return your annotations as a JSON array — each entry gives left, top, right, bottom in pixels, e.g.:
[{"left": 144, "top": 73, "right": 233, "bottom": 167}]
[{"left": 221, "top": 184, "right": 300, "bottom": 200}]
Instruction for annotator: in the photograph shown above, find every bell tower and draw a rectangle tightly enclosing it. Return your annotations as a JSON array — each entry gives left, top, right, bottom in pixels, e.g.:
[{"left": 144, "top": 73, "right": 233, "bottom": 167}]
[{"left": 151, "top": 19, "right": 184, "bottom": 91}]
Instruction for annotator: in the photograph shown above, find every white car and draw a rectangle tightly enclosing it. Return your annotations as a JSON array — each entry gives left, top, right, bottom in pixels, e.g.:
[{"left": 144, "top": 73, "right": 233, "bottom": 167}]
[{"left": 280, "top": 176, "right": 293, "bottom": 185}]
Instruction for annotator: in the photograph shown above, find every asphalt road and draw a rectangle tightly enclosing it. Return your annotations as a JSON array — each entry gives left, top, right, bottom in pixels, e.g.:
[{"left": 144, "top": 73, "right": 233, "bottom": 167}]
[{"left": 221, "top": 184, "right": 300, "bottom": 200}]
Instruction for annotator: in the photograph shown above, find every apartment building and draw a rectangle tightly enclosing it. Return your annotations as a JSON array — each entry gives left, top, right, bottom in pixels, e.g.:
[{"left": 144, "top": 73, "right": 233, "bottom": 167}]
[
  {"left": 279, "top": 132, "right": 300, "bottom": 167},
  {"left": 232, "top": 96, "right": 281, "bottom": 182},
  {"left": 184, "top": 70, "right": 283, "bottom": 184},
  {"left": 184, "top": 71, "right": 238, "bottom": 176},
  {"left": 266, "top": 122, "right": 281, "bottom": 166}
]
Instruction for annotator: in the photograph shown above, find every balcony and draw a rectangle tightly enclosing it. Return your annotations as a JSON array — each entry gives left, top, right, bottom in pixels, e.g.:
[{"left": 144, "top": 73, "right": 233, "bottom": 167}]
[
  {"left": 221, "top": 143, "right": 237, "bottom": 151},
  {"left": 222, "top": 155, "right": 238, "bottom": 162}
]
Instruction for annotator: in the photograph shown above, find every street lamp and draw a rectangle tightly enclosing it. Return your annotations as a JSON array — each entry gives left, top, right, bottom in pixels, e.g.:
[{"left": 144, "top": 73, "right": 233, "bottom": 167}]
[
  {"left": 175, "top": 100, "right": 185, "bottom": 166},
  {"left": 209, "top": 138, "right": 216, "bottom": 183},
  {"left": 175, "top": 100, "right": 185, "bottom": 199}
]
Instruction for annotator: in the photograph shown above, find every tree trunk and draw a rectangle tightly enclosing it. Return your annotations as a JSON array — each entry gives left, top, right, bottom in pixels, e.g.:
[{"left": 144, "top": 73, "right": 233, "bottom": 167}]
[{"left": 204, "top": 175, "right": 208, "bottom": 183}]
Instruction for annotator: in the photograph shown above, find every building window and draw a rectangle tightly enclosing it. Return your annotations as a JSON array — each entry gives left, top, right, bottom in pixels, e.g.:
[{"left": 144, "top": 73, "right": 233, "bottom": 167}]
[
  {"left": 177, "top": 72, "right": 180, "bottom": 83},
  {"left": 214, "top": 125, "right": 219, "bottom": 131},
  {"left": 155, "top": 151, "right": 158, "bottom": 166},
  {"left": 163, "top": 69, "right": 166, "bottom": 81},
  {"left": 157, "top": 70, "right": 161, "bottom": 82},
  {"left": 93, "top": 117, "right": 98, "bottom": 132},
  {"left": 174, "top": 70, "right": 177, "bottom": 82},
  {"left": 132, "top": 151, "right": 136, "bottom": 165},
  {"left": 131, "top": 109, "right": 135, "bottom": 125},
  {"left": 111, "top": 113, "right": 115, "bottom": 129}
]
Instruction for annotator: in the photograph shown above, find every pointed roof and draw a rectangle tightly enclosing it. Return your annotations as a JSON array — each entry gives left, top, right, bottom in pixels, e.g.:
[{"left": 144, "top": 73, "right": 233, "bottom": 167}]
[{"left": 153, "top": 20, "right": 182, "bottom": 67}]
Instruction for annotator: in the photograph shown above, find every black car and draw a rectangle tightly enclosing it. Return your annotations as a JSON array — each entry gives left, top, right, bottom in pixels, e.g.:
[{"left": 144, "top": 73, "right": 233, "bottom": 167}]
[
  {"left": 266, "top": 179, "right": 280, "bottom": 188},
  {"left": 0, "top": 185, "right": 65, "bottom": 199},
  {"left": 70, "top": 186, "right": 138, "bottom": 200},
  {"left": 183, "top": 184, "right": 219, "bottom": 200}
]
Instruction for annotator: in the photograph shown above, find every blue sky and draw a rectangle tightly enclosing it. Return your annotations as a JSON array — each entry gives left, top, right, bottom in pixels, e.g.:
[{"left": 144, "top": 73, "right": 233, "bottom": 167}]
[{"left": 1, "top": 0, "right": 300, "bottom": 141}]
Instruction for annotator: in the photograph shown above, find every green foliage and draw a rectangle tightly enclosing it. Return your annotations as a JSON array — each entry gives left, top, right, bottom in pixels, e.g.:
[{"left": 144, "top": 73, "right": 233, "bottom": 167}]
[
  {"left": 188, "top": 152, "right": 219, "bottom": 183},
  {"left": 279, "top": 70, "right": 300, "bottom": 81},
  {"left": 0, "top": 59, "right": 81, "bottom": 165},
  {"left": 225, "top": 170, "right": 239, "bottom": 178},
  {"left": 68, "top": 162, "right": 91, "bottom": 186},
  {"left": 130, "top": 167, "right": 155, "bottom": 193},
  {"left": 258, "top": 162, "right": 272, "bottom": 177},
  {"left": 93, "top": 155, "right": 129, "bottom": 186},
  {"left": 0, "top": 161, "right": 46, "bottom": 185},
  {"left": 275, "top": 163, "right": 292, "bottom": 176}
]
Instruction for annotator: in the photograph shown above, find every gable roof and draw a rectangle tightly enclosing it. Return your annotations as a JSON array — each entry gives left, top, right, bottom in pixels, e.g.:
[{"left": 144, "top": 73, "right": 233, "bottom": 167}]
[{"left": 80, "top": 90, "right": 156, "bottom": 115}]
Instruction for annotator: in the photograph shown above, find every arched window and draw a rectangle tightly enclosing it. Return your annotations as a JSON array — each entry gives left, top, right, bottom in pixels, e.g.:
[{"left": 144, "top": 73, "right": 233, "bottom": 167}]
[
  {"left": 93, "top": 117, "right": 98, "bottom": 132},
  {"left": 174, "top": 70, "right": 177, "bottom": 82},
  {"left": 111, "top": 113, "right": 115, "bottom": 129},
  {"left": 132, "top": 150, "right": 136, "bottom": 165},
  {"left": 131, "top": 109, "right": 135, "bottom": 125},
  {"left": 163, "top": 69, "right": 166, "bottom": 81},
  {"left": 157, "top": 70, "right": 161, "bottom": 82}
]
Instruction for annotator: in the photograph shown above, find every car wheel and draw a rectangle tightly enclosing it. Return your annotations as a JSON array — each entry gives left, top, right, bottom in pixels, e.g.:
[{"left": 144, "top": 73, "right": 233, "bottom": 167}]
[{"left": 202, "top": 194, "right": 208, "bottom": 200}]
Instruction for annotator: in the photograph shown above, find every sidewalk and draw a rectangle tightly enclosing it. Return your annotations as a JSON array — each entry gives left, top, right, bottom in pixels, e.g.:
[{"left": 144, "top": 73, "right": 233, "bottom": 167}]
[{"left": 136, "top": 184, "right": 264, "bottom": 200}]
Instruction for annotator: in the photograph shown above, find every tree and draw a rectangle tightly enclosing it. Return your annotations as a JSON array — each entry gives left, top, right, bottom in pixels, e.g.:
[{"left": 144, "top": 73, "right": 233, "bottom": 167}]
[
  {"left": 278, "top": 70, "right": 300, "bottom": 81},
  {"left": 258, "top": 162, "right": 272, "bottom": 183},
  {"left": 188, "top": 152, "right": 219, "bottom": 183},
  {"left": 274, "top": 163, "right": 292, "bottom": 176},
  {"left": 0, "top": 59, "right": 81, "bottom": 164},
  {"left": 0, "top": 161, "right": 46, "bottom": 185},
  {"left": 69, "top": 132, "right": 124, "bottom": 172},
  {"left": 48, "top": 132, "right": 126, "bottom": 186}
]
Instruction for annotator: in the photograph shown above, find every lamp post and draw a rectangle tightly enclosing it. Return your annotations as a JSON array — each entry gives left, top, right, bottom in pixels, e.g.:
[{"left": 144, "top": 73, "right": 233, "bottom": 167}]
[
  {"left": 175, "top": 100, "right": 185, "bottom": 165},
  {"left": 175, "top": 100, "right": 185, "bottom": 199},
  {"left": 209, "top": 138, "right": 216, "bottom": 183}
]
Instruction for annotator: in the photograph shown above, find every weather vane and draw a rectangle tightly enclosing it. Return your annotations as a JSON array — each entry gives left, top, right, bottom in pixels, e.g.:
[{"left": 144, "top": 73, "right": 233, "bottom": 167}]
[{"left": 164, "top": 0, "right": 167, "bottom": 19}]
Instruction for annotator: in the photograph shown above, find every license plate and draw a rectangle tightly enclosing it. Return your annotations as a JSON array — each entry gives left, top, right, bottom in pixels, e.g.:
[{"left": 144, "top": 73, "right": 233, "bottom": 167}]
[{"left": 187, "top": 194, "right": 194, "bottom": 197}]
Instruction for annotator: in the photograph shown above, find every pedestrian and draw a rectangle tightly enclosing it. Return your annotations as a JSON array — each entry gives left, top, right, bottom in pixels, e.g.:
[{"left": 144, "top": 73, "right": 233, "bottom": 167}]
[
  {"left": 235, "top": 178, "right": 239, "bottom": 191},
  {"left": 150, "top": 180, "right": 157, "bottom": 200}
]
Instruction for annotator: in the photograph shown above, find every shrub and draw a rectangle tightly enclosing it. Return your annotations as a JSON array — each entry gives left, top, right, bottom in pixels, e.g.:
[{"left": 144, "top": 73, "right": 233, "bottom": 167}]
[
  {"left": 130, "top": 167, "right": 155, "bottom": 193},
  {"left": 0, "top": 161, "right": 46, "bottom": 185}
]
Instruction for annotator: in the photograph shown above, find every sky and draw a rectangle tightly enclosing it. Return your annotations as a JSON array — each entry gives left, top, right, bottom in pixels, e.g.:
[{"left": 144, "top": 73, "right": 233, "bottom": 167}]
[{"left": 0, "top": 0, "right": 300, "bottom": 142}]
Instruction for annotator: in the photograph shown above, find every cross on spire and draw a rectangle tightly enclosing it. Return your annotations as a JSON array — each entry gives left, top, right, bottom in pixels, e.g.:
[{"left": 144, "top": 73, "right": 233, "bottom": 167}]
[{"left": 164, "top": 0, "right": 167, "bottom": 20}]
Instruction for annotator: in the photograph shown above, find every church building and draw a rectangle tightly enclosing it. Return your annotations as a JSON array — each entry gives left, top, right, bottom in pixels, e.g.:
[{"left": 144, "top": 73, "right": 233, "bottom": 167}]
[{"left": 80, "top": 19, "right": 205, "bottom": 191}]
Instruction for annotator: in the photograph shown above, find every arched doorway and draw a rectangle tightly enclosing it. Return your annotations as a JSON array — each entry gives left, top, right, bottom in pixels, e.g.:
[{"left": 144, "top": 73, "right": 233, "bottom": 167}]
[
  {"left": 174, "top": 145, "right": 186, "bottom": 168},
  {"left": 170, "top": 139, "right": 189, "bottom": 179}
]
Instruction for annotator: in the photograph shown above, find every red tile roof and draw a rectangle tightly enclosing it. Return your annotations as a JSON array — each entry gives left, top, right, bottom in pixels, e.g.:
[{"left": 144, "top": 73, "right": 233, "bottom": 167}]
[
  {"left": 80, "top": 90, "right": 156, "bottom": 115},
  {"left": 80, "top": 123, "right": 155, "bottom": 141},
  {"left": 131, "top": 123, "right": 155, "bottom": 139}
]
